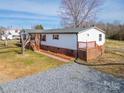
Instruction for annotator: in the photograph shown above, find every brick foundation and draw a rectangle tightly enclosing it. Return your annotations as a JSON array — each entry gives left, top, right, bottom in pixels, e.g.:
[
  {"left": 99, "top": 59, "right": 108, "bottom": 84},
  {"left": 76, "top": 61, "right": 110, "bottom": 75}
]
[
  {"left": 41, "top": 45, "right": 77, "bottom": 57},
  {"left": 40, "top": 45, "right": 104, "bottom": 61},
  {"left": 86, "top": 45, "right": 104, "bottom": 61}
]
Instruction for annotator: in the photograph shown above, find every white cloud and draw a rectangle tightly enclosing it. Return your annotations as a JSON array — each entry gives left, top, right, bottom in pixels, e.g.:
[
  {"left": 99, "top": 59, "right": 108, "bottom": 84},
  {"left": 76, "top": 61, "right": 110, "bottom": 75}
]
[
  {"left": 0, "top": 0, "right": 60, "bottom": 16},
  {"left": 0, "top": 0, "right": 61, "bottom": 29}
]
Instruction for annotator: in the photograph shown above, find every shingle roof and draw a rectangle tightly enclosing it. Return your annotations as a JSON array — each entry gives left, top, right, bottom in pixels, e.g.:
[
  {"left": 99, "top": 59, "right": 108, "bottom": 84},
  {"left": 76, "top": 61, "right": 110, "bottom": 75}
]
[{"left": 24, "top": 27, "right": 104, "bottom": 34}]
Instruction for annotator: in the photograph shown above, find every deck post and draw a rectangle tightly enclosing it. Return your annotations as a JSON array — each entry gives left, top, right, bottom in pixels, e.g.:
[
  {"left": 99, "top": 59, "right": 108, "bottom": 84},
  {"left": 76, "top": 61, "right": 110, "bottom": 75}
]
[{"left": 75, "top": 33, "right": 78, "bottom": 61}]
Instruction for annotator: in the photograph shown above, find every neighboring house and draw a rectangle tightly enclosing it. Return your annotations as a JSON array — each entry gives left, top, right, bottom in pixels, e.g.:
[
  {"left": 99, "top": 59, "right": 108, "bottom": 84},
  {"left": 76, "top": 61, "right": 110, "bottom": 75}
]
[
  {"left": 24, "top": 27, "right": 105, "bottom": 61},
  {"left": 1, "top": 29, "right": 20, "bottom": 40}
]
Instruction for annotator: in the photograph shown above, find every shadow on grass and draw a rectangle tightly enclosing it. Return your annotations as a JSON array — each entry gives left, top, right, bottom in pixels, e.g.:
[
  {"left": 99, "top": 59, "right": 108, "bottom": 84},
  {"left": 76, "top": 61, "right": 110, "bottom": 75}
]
[
  {"left": 0, "top": 46, "right": 22, "bottom": 54},
  {"left": 0, "top": 46, "right": 18, "bottom": 49},
  {"left": 0, "top": 50, "right": 15, "bottom": 54},
  {"left": 14, "top": 50, "right": 22, "bottom": 54},
  {"left": 0, "top": 49, "right": 22, "bottom": 55},
  {"left": 0, "top": 41, "right": 21, "bottom": 48},
  {"left": 0, "top": 42, "right": 21, "bottom": 49},
  {"left": 75, "top": 61, "right": 124, "bottom": 66},
  {"left": 0, "top": 41, "right": 22, "bottom": 54},
  {"left": 14, "top": 43, "right": 21, "bottom": 47}
]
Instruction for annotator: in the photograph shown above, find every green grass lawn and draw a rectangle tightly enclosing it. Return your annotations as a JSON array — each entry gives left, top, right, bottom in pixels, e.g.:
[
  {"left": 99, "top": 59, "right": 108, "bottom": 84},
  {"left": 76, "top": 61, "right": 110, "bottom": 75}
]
[{"left": 0, "top": 40, "right": 66, "bottom": 83}]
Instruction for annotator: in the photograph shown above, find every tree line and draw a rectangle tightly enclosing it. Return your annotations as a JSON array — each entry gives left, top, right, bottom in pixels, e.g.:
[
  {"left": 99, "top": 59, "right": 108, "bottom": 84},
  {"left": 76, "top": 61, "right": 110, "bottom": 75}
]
[{"left": 96, "top": 22, "right": 124, "bottom": 40}]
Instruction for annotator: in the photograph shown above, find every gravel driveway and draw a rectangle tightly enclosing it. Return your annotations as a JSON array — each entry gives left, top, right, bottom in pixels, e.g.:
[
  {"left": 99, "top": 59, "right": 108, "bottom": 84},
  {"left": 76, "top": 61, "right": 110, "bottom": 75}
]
[{"left": 0, "top": 63, "right": 124, "bottom": 93}]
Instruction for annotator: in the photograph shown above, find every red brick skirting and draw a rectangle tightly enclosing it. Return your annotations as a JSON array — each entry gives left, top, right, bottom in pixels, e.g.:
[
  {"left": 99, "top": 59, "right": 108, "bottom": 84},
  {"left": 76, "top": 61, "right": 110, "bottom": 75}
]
[
  {"left": 86, "top": 45, "right": 104, "bottom": 61},
  {"left": 28, "top": 41, "right": 104, "bottom": 61},
  {"left": 40, "top": 45, "right": 104, "bottom": 61},
  {"left": 41, "top": 45, "right": 77, "bottom": 57}
]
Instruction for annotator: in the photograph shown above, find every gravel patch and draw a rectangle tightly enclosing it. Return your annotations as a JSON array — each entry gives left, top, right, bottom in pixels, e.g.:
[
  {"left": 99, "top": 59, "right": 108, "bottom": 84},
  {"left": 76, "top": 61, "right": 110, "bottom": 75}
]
[{"left": 0, "top": 63, "right": 124, "bottom": 93}]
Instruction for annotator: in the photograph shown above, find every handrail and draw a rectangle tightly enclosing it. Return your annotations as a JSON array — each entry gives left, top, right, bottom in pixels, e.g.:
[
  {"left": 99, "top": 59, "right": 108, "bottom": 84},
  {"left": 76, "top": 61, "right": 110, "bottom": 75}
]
[{"left": 78, "top": 41, "right": 96, "bottom": 49}]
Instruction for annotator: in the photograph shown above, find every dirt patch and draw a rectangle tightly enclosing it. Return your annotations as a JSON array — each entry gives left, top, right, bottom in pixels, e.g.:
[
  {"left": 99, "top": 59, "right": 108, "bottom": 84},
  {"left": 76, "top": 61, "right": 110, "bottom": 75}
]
[
  {"left": 0, "top": 73, "right": 14, "bottom": 83},
  {"left": 0, "top": 63, "right": 15, "bottom": 83}
]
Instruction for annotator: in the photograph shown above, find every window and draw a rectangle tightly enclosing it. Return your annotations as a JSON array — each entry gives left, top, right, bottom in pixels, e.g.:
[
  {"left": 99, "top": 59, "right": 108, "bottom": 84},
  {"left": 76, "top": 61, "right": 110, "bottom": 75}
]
[
  {"left": 53, "top": 34, "right": 59, "bottom": 40},
  {"left": 41, "top": 34, "right": 46, "bottom": 41},
  {"left": 99, "top": 34, "right": 102, "bottom": 41}
]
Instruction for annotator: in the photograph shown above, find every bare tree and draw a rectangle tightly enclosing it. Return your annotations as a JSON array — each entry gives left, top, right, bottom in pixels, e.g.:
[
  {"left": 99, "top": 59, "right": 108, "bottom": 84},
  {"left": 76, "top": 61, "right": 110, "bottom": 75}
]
[
  {"left": 0, "top": 28, "right": 9, "bottom": 47},
  {"left": 20, "top": 31, "right": 31, "bottom": 55},
  {"left": 60, "top": 0, "right": 103, "bottom": 28},
  {"left": 0, "top": 28, "right": 3, "bottom": 39},
  {"left": 3, "top": 32, "right": 9, "bottom": 47}
]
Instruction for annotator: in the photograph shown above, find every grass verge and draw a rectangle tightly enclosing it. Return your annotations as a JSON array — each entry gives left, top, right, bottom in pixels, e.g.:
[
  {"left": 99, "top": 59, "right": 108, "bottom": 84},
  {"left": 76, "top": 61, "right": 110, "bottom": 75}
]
[
  {"left": 90, "top": 39, "right": 124, "bottom": 78},
  {"left": 0, "top": 40, "right": 67, "bottom": 83}
]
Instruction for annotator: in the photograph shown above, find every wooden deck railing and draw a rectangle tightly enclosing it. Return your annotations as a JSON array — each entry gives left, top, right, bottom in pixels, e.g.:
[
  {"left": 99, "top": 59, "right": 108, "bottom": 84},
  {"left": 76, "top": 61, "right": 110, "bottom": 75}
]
[{"left": 78, "top": 41, "right": 96, "bottom": 49}]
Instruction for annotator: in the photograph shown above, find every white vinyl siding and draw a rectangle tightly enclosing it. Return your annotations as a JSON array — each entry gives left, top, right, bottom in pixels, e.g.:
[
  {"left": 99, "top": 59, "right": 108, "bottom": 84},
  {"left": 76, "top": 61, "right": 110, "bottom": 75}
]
[
  {"left": 78, "top": 28, "right": 105, "bottom": 46},
  {"left": 41, "top": 34, "right": 77, "bottom": 50},
  {"left": 41, "top": 28, "right": 105, "bottom": 50}
]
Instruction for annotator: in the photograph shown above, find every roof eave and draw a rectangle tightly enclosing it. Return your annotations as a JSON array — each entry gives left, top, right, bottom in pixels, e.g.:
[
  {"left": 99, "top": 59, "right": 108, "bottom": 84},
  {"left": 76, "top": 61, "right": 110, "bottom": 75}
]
[
  {"left": 78, "top": 26, "right": 105, "bottom": 34},
  {"left": 28, "top": 32, "right": 78, "bottom": 34}
]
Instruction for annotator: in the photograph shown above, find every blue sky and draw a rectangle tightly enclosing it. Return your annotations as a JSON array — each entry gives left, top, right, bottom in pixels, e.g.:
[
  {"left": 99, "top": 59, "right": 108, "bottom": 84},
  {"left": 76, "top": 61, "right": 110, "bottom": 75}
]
[{"left": 0, "top": 0, "right": 124, "bottom": 29}]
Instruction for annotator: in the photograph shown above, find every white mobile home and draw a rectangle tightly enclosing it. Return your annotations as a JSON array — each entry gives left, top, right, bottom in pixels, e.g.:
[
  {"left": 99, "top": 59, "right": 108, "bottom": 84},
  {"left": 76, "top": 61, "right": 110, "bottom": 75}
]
[
  {"left": 25, "top": 27, "right": 105, "bottom": 61},
  {"left": 1, "top": 29, "right": 20, "bottom": 40}
]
